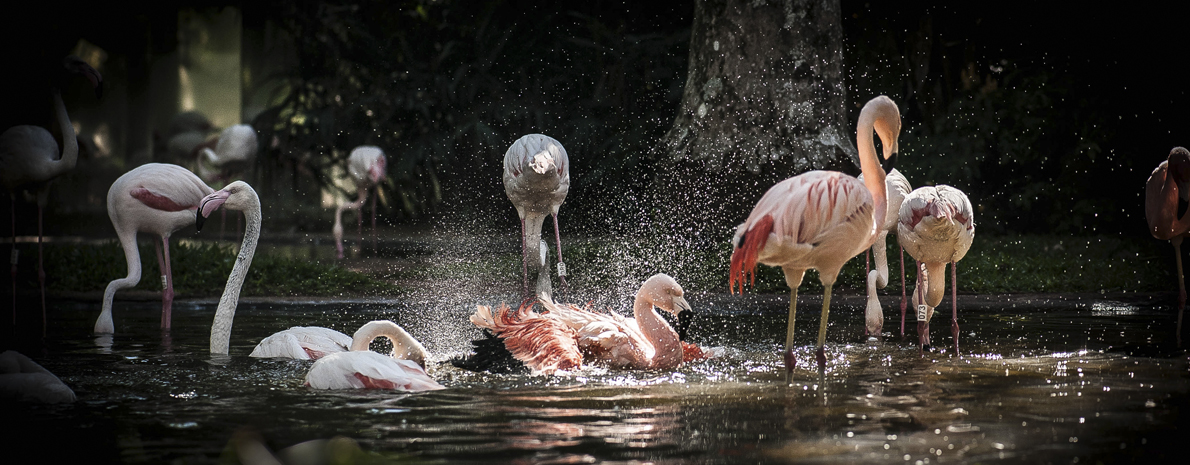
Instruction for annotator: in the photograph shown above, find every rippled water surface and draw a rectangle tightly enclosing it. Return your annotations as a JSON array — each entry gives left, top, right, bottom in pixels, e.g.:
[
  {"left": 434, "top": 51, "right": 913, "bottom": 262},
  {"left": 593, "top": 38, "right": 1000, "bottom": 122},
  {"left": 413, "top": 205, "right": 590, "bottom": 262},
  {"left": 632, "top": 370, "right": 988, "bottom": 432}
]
[{"left": 3, "top": 292, "right": 1188, "bottom": 464}]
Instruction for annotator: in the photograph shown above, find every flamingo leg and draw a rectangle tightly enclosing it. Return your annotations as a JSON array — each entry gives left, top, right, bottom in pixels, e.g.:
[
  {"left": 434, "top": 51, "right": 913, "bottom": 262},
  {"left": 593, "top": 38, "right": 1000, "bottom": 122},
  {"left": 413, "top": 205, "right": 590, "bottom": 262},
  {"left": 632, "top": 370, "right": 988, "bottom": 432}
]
[
  {"left": 357, "top": 191, "right": 364, "bottom": 238},
  {"left": 815, "top": 283, "right": 833, "bottom": 369},
  {"left": 951, "top": 262, "right": 960, "bottom": 354},
  {"left": 519, "top": 218, "right": 528, "bottom": 296},
  {"left": 155, "top": 237, "right": 174, "bottom": 330},
  {"left": 899, "top": 245, "right": 907, "bottom": 337},
  {"left": 1175, "top": 239, "right": 1186, "bottom": 348},
  {"left": 784, "top": 286, "right": 799, "bottom": 382},
  {"left": 9, "top": 195, "right": 15, "bottom": 330},
  {"left": 37, "top": 204, "right": 46, "bottom": 337},
  {"left": 552, "top": 212, "right": 567, "bottom": 295},
  {"left": 371, "top": 186, "right": 378, "bottom": 254},
  {"left": 916, "top": 261, "right": 929, "bottom": 351}
]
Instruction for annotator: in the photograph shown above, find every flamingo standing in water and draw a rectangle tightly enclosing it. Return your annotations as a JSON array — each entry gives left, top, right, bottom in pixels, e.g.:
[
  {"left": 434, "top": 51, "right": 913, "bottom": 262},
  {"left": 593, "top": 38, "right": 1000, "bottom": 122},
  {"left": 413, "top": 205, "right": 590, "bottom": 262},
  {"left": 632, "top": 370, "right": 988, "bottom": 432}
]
[
  {"left": 857, "top": 168, "right": 913, "bottom": 337},
  {"left": 460, "top": 274, "right": 711, "bottom": 374},
  {"left": 730, "top": 95, "right": 901, "bottom": 376},
  {"left": 1145, "top": 147, "right": 1190, "bottom": 346},
  {"left": 305, "top": 320, "right": 444, "bottom": 391},
  {"left": 1, "top": 55, "right": 102, "bottom": 332},
  {"left": 96, "top": 164, "right": 215, "bottom": 334},
  {"left": 503, "top": 134, "right": 569, "bottom": 299},
  {"left": 897, "top": 184, "right": 975, "bottom": 352},
  {"left": 333, "top": 146, "right": 386, "bottom": 259},
  {"left": 250, "top": 326, "right": 352, "bottom": 360},
  {"left": 0, "top": 350, "right": 75, "bottom": 403},
  {"left": 197, "top": 181, "right": 261, "bottom": 354}
]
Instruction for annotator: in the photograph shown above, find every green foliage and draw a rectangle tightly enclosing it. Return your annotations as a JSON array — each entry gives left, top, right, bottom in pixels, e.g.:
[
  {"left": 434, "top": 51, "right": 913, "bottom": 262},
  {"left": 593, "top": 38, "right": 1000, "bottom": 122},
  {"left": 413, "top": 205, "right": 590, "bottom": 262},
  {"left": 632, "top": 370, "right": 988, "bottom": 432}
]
[{"left": 37, "top": 241, "right": 395, "bottom": 297}]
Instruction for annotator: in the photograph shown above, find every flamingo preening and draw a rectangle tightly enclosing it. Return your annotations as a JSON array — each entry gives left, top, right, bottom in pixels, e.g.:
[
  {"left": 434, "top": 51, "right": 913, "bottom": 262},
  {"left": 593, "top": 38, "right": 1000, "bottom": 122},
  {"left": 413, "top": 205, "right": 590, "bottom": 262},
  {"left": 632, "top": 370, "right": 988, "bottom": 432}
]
[
  {"left": 1, "top": 55, "right": 102, "bottom": 333},
  {"left": 729, "top": 95, "right": 901, "bottom": 377},
  {"left": 96, "top": 164, "right": 215, "bottom": 334},
  {"left": 858, "top": 168, "right": 912, "bottom": 338},
  {"left": 196, "top": 181, "right": 261, "bottom": 354},
  {"left": 250, "top": 326, "right": 352, "bottom": 360},
  {"left": 332, "top": 146, "right": 386, "bottom": 259},
  {"left": 305, "top": 320, "right": 443, "bottom": 391},
  {"left": 1145, "top": 146, "right": 1190, "bottom": 347},
  {"left": 457, "top": 274, "right": 711, "bottom": 374},
  {"left": 897, "top": 184, "right": 975, "bottom": 353},
  {"left": 503, "top": 134, "right": 569, "bottom": 299}
]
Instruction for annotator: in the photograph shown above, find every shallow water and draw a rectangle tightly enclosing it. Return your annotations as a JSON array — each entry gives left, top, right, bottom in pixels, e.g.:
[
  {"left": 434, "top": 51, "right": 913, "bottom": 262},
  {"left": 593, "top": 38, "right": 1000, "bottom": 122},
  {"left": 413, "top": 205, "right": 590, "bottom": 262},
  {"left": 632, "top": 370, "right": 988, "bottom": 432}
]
[{"left": 3, "top": 292, "right": 1188, "bottom": 464}]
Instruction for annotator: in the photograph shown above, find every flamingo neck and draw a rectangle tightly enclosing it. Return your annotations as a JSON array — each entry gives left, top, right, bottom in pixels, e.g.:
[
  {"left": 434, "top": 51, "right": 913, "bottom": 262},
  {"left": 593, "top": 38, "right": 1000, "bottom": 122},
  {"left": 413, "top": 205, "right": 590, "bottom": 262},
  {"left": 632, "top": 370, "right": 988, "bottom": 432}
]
[
  {"left": 349, "top": 321, "right": 429, "bottom": 367},
  {"left": 633, "top": 294, "right": 681, "bottom": 369},
  {"left": 523, "top": 213, "right": 552, "bottom": 298},
  {"left": 857, "top": 107, "right": 888, "bottom": 242},
  {"left": 922, "top": 261, "right": 947, "bottom": 308},
  {"left": 50, "top": 88, "right": 78, "bottom": 176},
  {"left": 209, "top": 199, "right": 261, "bottom": 354}
]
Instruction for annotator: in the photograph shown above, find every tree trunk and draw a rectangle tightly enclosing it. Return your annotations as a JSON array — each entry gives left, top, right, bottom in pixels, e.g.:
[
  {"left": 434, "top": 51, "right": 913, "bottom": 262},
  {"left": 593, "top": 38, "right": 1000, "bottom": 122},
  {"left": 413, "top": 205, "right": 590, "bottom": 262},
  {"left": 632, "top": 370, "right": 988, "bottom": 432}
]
[{"left": 656, "top": 0, "right": 856, "bottom": 234}]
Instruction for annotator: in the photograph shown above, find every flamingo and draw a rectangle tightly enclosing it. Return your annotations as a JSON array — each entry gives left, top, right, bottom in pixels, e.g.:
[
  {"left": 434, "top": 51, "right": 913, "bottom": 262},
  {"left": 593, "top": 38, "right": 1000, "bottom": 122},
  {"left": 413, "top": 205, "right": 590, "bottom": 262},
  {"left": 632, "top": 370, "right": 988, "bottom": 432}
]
[
  {"left": 249, "top": 326, "right": 352, "bottom": 360},
  {"left": 305, "top": 320, "right": 444, "bottom": 391},
  {"left": 96, "top": 164, "right": 215, "bottom": 334},
  {"left": 897, "top": 184, "right": 975, "bottom": 352},
  {"left": 857, "top": 168, "right": 913, "bottom": 337},
  {"left": 1144, "top": 146, "right": 1190, "bottom": 347},
  {"left": 332, "top": 146, "right": 386, "bottom": 259},
  {"left": 0, "top": 350, "right": 75, "bottom": 403},
  {"left": 196, "top": 181, "right": 261, "bottom": 354},
  {"left": 195, "top": 124, "right": 258, "bottom": 238},
  {"left": 503, "top": 134, "right": 569, "bottom": 299},
  {"left": 1, "top": 55, "right": 102, "bottom": 332},
  {"left": 729, "top": 95, "right": 901, "bottom": 376},
  {"left": 461, "top": 274, "right": 711, "bottom": 374}
]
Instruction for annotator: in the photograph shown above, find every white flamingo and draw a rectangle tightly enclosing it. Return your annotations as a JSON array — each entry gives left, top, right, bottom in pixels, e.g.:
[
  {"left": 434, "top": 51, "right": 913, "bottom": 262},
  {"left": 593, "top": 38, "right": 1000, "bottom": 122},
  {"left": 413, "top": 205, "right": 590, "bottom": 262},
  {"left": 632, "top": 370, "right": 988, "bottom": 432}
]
[
  {"left": 333, "top": 146, "right": 386, "bottom": 259},
  {"left": 857, "top": 168, "right": 913, "bottom": 337},
  {"left": 197, "top": 181, "right": 261, "bottom": 354},
  {"left": 250, "top": 326, "right": 352, "bottom": 360},
  {"left": 305, "top": 320, "right": 444, "bottom": 391},
  {"left": 897, "top": 184, "right": 975, "bottom": 352},
  {"left": 0, "top": 350, "right": 75, "bottom": 403},
  {"left": 196, "top": 124, "right": 257, "bottom": 183},
  {"left": 97, "top": 164, "right": 214, "bottom": 334},
  {"left": 1, "top": 55, "right": 102, "bottom": 331},
  {"left": 503, "top": 134, "right": 569, "bottom": 299}
]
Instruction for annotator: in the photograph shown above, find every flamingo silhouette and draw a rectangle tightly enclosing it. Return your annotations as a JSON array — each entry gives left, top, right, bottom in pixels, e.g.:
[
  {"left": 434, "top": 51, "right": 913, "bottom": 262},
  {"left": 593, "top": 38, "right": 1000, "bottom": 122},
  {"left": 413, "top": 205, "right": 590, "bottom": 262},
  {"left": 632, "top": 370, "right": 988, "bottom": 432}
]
[{"left": 1145, "top": 146, "right": 1190, "bottom": 346}]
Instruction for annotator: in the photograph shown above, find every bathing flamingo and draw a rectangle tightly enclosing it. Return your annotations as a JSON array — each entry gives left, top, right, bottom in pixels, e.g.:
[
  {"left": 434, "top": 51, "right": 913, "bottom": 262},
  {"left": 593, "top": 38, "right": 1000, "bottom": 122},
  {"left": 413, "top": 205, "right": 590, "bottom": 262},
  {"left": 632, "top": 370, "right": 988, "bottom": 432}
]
[
  {"left": 305, "top": 320, "right": 444, "bottom": 391},
  {"left": 461, "top": 274, "right": 710, "bottom": 374},
  {"left": 858, "top": 168, "right": 913, "bottom": 337},
  {"left": 96, "top": 164, "right": 215, "bottom": 334},
  {"left": 503, "top": 134, "right": 569, "bottom": 299},
  {"left": 897, "top": 184, "right": 975, "bottom": 352},
  {"left": 1, "top": 55, "right": 102, "bottom": 332},
  {"left": 197, "top": 181, "right": 261, "bottom": 354},
  {"left": 249, "top": 326, "right": 352, "bottom": 360},
  {"left": 332, "top": 146, "right": 386, "bottom": 259},
  {"left": 1145, "top": 147, "right": 1190, "bottom": 347},
  {"left": 730, "top": 95, "right": 901, "bottom": 376}
]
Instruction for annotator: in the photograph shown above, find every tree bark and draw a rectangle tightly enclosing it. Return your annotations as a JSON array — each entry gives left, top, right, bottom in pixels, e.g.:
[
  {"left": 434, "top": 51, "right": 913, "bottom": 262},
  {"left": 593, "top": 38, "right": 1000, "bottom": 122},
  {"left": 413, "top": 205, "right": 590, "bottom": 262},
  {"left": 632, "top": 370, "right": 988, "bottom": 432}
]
[{"left": 656, "top": 0, "right": 856, "bottom": 233}]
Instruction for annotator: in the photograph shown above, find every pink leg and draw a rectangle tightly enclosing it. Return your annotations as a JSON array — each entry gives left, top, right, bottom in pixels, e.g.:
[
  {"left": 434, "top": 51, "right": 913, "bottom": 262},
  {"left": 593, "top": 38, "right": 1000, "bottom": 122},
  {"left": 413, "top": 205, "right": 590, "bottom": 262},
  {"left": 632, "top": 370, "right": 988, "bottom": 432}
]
[
  {"left": 37, "top": 205, "right": 46, "bottom": 337},
  {"left": 900, "top": 245, "right": 907, "bottom": 337},
  {"left": 520, "top": 218, "right": 528, "bottom": 296},
  {"left": 552, "top": 213, "right": 567, "bottom": 294},
  {"left": 916, "top": 260, "right": 929, "bottom": 351},
  {"left": 951, "top": 262, "right": 960, "bottom": 354},
  {"left": 1174, "top": 240, "right": 1186, "bottom": 347},
  {"left": 155, "top": 238, "right": 174, "bottom": 330}
]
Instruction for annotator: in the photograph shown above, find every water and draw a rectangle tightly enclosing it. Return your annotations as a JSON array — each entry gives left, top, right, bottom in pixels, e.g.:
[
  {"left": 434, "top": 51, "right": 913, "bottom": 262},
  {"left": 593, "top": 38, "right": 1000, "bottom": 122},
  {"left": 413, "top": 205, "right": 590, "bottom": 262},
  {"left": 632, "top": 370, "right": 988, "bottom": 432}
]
[{"left": 3, "top": 292, "right": 1187, "bottom": 463}]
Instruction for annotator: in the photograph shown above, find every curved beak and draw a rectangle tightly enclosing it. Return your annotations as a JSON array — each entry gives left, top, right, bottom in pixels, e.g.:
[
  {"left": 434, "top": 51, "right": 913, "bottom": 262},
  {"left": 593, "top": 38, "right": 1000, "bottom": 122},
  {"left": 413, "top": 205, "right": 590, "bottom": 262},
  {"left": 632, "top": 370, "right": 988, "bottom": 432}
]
[
  {"left": 195, "top": 190, "right": 230, "bottom": 232},
  {"left": 673, "top": 295, "right": 693, "bottom": 313},
  {"left": 881, "top": 150, "right": 898, "bottom": 173}
]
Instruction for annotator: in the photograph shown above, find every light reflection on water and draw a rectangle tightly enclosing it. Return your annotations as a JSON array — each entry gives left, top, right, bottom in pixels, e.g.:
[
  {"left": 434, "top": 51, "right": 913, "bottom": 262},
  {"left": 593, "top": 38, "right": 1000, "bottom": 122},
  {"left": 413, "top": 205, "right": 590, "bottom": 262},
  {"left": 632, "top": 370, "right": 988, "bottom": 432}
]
[{"left": 2, "top": 294, "right": 1187, "bottom": 463}]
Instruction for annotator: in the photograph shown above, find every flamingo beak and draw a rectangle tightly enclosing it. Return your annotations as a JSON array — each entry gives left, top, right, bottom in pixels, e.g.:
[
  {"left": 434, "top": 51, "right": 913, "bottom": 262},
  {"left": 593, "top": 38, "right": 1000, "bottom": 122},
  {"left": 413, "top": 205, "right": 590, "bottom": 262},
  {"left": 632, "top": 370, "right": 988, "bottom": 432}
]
[
  {"left": 677, "top": 309, "right": 694, "bottom": 341},
  {"left": 196, "top": 190, "right": 230, "bottom": 232},
  {"left": 881, "top": 150, "right": 898, "bottom": 173}
]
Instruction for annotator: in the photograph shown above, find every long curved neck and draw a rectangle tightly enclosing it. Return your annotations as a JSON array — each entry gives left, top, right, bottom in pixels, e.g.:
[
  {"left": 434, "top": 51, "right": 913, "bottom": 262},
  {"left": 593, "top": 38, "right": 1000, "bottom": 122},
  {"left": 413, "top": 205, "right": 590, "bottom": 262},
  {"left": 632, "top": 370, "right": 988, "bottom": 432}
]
[
  {"left": 49, "top": 88, "right": 79, "bottom": 176},
  {"left": 633, "top": 293, "right": 681, "bottom": 369},
  {"left": 209, "top": 199, "right": 261, "bottom": 354},
  {"left": 349, "top": 321, "right": 429, "bottom": 367},
  {"left": 856, "top": 109, "right": 888, "bottom": 238}
]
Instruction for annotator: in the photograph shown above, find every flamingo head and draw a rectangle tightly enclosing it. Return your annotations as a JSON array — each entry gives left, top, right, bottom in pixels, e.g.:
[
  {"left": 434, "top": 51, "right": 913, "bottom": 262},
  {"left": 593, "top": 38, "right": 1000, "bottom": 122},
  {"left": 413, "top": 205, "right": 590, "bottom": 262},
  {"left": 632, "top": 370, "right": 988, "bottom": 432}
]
[
  {"left": 1169, "top": 147, "right": 1190, "bottom": 198},
  {"left": 369, "top": 153, "right": 387, "bottom": 184},
  {"left": 639, "top": 273, "right": 692, "bottom": 317},
  {"left": 196, "top": 181, "right": 259, "bottom": 232},
  {"left": 62, "top": 55, "right": 103, "bottom": 99}
]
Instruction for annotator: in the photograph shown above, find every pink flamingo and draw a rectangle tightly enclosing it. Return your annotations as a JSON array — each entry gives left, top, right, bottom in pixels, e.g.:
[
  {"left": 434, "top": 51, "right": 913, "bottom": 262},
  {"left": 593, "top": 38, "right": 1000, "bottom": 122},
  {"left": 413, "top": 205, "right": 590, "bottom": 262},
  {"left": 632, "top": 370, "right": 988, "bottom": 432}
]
[
  {"left": 730, "top": 95, "right": 901, "bottom": 376},
  {"left": 858, "top": 168, "right": 912, "bottom": 337},
  {"left": 195, "top": 124, "right": 258, "bottom": 238},
  {"left": 1145, "top": 146, "right": 1190, "bottom": 347},
  {"left": 466, "top": 274, "right": 710, "bottom": 374},
  {"left": 1, "top": 55, "right": 101, "bottom": 332},
  {"left": 250, "top": 326, "right": 352, "bottom": 360},
  {"left": 96, "top": 164, "right": 214, "bottom": 334},
  {"left": 897, "top": 185, "right": 975, "bottom": 353},
  {"left": 503, "top": 134, "right": 569, "bottom": 299},
  {"left": 333, "top": 146, "right": 386, "bottom": 259},
  {"left": 305, "top": 320, "right": 444, "bottom": 391},
  {"left": 197, "top": 181, "right": 262, "bottom": 354}
]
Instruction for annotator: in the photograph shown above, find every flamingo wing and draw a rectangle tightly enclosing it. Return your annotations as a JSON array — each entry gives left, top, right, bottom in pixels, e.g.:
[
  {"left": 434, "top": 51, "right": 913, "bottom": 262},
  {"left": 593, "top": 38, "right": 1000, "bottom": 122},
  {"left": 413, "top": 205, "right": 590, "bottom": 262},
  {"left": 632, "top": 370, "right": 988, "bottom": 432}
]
[
  {"left": 124, "top": 164, "right": 213, "bottom": 212},
  {"left": 250, "top": 326, "right": 352, "bottom": 360},
  {"left": 305, "top": 351, "right": 444, "bottom": 391},
  {"left": 540, "top": 298, "right": 652, "bottom": 369},
  {"left": 469, "top": 303, "right": 582, "bottom": 374}
]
